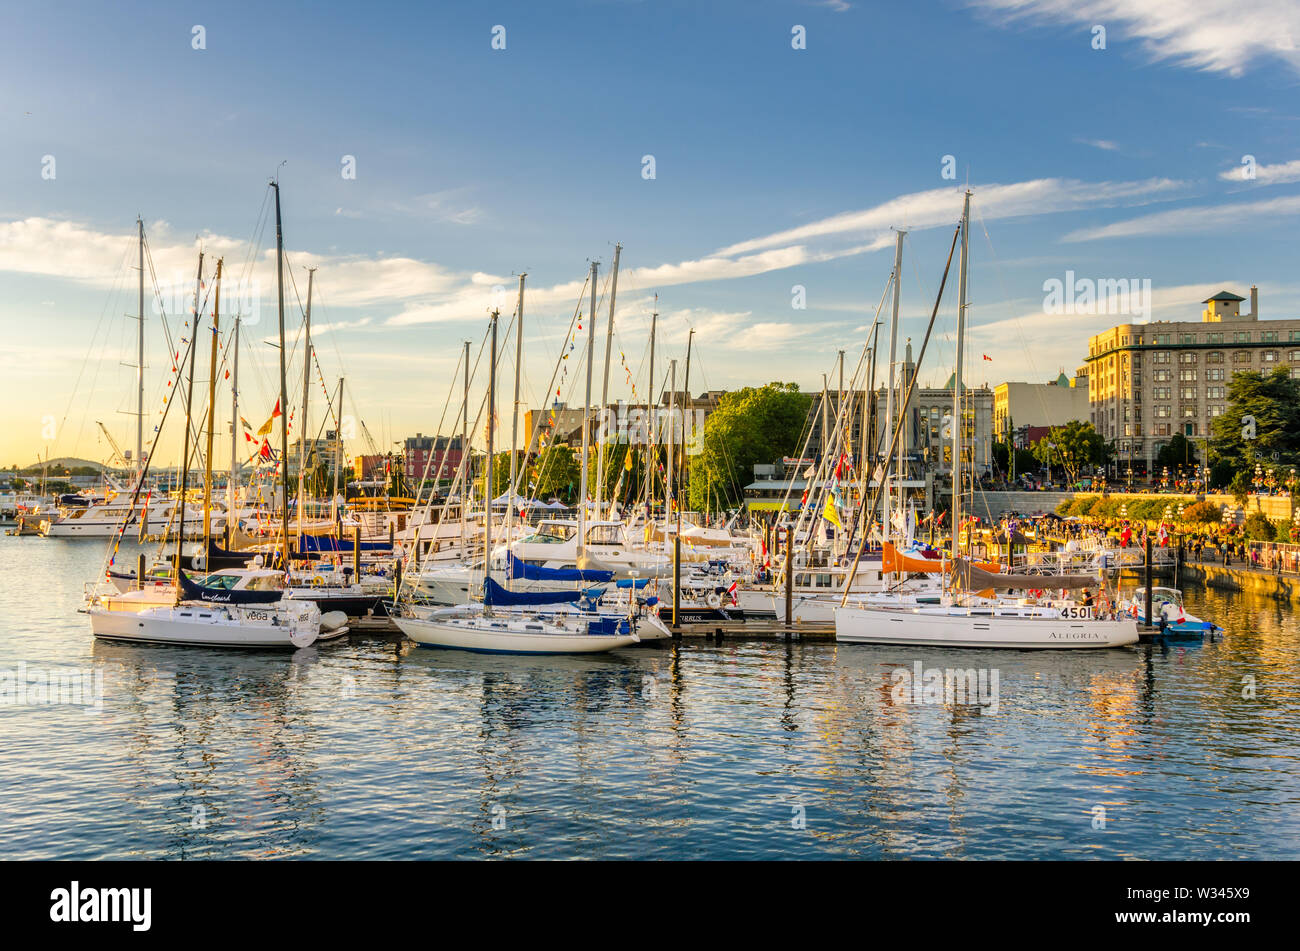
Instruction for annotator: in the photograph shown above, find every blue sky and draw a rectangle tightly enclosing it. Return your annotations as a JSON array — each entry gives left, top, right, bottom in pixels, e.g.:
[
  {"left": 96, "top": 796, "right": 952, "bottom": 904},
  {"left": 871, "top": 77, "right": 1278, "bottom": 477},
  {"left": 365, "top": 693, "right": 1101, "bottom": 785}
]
[{"left": 2, "top": 0, "right": 1299, "bottom": 465}]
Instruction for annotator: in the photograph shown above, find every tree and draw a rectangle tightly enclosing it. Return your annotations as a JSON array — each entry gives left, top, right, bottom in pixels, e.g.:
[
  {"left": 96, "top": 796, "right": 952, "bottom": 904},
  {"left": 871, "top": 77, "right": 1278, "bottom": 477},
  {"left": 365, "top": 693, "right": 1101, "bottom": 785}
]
[
  {"left": 477, "top": 451, "right": 515, "bottom": 500},
  {"left": 531, "top": 445, "right": 579, "bottom": 502},
  {"left": 1210, "top": 367, "right": 1300, "bottom": 480},
  {"left": 1156, "top": 433, "right": 1194, "bottom": 470},
  {"left": 687, "top": 383, "right": 813, "bottom": 513},
  {"left": 1031, "top": 421, "right": 1108, "bottom": 485},
  {"left": 1242, "top": 511, "right": 1275, "bottom": 542}
]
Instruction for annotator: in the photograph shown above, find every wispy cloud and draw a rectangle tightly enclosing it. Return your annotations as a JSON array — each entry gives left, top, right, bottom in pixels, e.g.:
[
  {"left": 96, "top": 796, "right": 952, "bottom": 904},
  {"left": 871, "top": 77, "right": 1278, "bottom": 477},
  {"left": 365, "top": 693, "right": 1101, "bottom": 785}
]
[
  {"left": 1062, "top": 194, "right": 1300, "bottom": 241},
  {"left": 1077, "top": 138, "right": 1120, "bottom": 151},
  {"left": 969, "top": 0, "right": 1300, "bottom": 77},
  {"left": 718, "top": 177, "right": 1187, "bottom": 256},
  {"left": 1218, "top": 157, "right": 1300, "bottom": 185}
]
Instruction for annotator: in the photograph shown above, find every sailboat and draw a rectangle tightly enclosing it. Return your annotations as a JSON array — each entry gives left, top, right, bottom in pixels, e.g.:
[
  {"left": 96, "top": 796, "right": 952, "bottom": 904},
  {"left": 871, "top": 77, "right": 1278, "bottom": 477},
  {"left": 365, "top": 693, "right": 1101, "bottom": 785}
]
[
  {"left": 393, "top": 306, "right": 641, "bottom": 654},
  {"left": 87, "top": 183, "right": 325, "bottom": 649},
  {"left": 834, "top": 191, "right": 1138, "bottom": 649}
]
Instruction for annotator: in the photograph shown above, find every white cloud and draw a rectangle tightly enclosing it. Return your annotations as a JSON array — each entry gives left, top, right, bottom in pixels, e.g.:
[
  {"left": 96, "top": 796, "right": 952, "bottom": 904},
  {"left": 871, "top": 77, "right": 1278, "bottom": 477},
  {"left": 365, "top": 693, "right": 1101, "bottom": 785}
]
[
  {"left": 1078, "top": 138, "right": 1121, "bottom": 151},
  {"left": 1219, "top": 157, "right": 1300, "bottom": 185},
  {"left": 717, "top": 177, "right": 1186, "bottom": 256},
  {"left": 969, "top": 0, "right": 1300, "bottom": 78},
  {"left": 1061, "top": 194, "right": 1300, "bottom": 241}
]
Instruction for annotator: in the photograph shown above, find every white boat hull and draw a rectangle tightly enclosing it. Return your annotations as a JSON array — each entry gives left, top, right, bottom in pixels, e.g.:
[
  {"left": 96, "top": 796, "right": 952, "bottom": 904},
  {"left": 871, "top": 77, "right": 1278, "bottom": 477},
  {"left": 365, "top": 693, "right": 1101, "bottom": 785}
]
[
  {"left": 87, "top": 602, "right": 322, "bottom": 649},
  {"left": 394, "top": 615, "right": 638, "bottom": 654},
  {"left": 835, "top": 604, "right": 1139, "bottom": 649}
]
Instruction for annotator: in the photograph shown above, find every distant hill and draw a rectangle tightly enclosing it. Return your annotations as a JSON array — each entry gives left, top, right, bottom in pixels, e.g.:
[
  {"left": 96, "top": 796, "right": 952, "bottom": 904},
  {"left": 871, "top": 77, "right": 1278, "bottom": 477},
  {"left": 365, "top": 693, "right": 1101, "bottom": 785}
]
[{"left": 17, "top": 457, "right": 120, "bottom": 475}]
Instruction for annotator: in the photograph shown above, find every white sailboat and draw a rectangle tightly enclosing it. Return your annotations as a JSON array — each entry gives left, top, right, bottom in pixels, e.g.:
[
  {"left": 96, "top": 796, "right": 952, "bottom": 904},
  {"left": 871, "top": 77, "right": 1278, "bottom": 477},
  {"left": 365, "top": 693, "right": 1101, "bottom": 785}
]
[
  {"left": 87, "top": 185, "right": 323, "bottom": 650},
  {"left": 834, "top": 191, "right": 1138, "bottom": 650},
  {"left": 394, "top": 302, "right": 641, "bottom": 655}
]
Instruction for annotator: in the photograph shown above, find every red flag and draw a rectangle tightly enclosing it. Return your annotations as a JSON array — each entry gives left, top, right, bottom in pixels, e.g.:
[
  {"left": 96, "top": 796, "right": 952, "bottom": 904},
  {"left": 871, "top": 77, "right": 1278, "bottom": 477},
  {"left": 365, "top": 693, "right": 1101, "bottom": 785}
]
[{"left": 982, "top": 354, "right": 992, "bottom": 361}]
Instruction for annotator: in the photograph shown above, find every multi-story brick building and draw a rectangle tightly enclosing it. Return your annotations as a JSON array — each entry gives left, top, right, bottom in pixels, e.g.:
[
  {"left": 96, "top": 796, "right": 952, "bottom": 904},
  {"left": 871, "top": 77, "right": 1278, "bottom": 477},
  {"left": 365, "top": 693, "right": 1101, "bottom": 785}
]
[
  {"left": 1084, "top": 286, "right": 1300, "bottom": 474},
  {"left": 403, "top": 434, "right": 463, "bottom": 484}
]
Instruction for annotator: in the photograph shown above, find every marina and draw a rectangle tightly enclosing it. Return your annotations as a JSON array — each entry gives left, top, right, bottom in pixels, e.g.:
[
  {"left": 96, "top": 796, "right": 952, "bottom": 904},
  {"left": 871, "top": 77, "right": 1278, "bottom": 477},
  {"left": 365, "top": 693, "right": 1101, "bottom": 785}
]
[{"left": 2, "top": 5, "right": 1299, "bottom": 924}]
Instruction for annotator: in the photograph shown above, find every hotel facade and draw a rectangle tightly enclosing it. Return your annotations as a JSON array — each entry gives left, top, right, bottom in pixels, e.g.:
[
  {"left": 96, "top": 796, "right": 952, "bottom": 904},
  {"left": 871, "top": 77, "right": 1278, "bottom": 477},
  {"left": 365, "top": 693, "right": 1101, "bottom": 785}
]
[{"left": 1084, "top": 287, "right": 1300, "bottom": 473}]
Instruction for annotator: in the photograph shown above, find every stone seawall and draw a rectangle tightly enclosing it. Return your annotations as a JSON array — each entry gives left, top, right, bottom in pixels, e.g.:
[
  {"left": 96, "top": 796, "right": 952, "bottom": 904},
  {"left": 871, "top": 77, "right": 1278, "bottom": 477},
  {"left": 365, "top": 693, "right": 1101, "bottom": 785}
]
[{"left": 1179, "top": 562, "right": 1300, "bottom": 604}]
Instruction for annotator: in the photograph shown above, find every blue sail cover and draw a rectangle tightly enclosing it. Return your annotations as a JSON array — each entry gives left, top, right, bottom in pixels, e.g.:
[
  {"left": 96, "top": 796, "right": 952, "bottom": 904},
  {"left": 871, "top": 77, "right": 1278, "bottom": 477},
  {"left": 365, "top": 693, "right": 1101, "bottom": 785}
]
[
  {"left": 178, "top": 570, "right": 283, "bottom": 605},
  {"left": 298, "top": 534, "right": 392, "bottom": 553},
  {"left": 482, "top": 577, "right": 604, "bottom": 607},
  {"left": 614, "top": 577, "right": 651, "bottom": 589},
  {"left": 505, "top": 553, "right": 613, "bottom": 583}
]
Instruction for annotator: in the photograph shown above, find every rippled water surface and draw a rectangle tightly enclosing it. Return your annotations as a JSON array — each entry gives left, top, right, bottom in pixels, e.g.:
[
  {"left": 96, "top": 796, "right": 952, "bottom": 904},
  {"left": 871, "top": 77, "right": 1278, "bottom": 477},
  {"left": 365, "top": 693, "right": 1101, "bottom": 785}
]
[{"left": 2, "top": 534, "right": 1299, "bottom": 859}]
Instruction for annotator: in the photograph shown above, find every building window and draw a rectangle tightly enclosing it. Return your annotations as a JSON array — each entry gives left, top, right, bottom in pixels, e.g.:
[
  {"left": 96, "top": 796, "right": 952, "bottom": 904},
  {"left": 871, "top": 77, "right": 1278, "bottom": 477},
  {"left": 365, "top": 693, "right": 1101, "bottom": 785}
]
[
  {"left": 1182, "top": 406, "right": 1197, "bottom": 418},
  {"left": 1153, "top": 351, "right": 1171, "bottom": 364},
  {"left": 1154, "top": 333, "right": 1171, "bottom": 345},
  {"left": 1154, "top": 369, "right": 1172, "bottom": 381},
  {"left": 1180, "top": 334, "right": 1196, "bottom": 345},
  {"left": 1154, "top": 405, "right": 1171, "bottom": 418},
  {"left": 1208, "top": 386, "right": 1225, "bottom": 399},
  {"left": 1178, "top": 369, "right": 1197, "bottom": 382},
  {"left": 1155, "top": 423, "right": 1171, "bottom": 436},
  {"left": 1180, "top": 386, "right": 1197, "bottom": 400},
  {"left": 1233, "top": 351, "right": 1252, "bottom": 364},
  {"left": 1207, "top": 368, "right": 1225, "bottom": 381},
  {"left": 1178, "top": 352, "right": 1197, "bottom": 364},
  {"left": 1210, "top": 405, "right": 1225, "bottom": 417},
  {"left": 1264, "top": 350, "right": 1278, "bottom": 363},
  {"left": 1207, "top": 332, "right": 1223, "bottom": 344},
  {"left": 1263, "top": 331, "right": 1278, "bottom": 343},
  {"left": 1234, "top": 331, "right": 1251, "bottom": 343},
  {"left": 1206, "top": 351, "right": 1224, "bottom": 364},
  {"left": 1290, "top": 350, "right": 1300, "bottom": 361},
  {"left": 1154, "top": 386, "right": 1171, "bottom": 399}
]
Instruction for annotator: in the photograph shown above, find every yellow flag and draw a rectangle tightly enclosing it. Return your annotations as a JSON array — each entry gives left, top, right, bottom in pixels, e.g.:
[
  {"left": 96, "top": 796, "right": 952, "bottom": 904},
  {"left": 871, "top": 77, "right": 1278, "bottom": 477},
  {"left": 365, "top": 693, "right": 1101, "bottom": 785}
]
[
  {"left": 822, "top": 496, "right": 843, "bottom": 529},
  {"left": 624, "top": 450, "right": 633, "bottom": 471}
]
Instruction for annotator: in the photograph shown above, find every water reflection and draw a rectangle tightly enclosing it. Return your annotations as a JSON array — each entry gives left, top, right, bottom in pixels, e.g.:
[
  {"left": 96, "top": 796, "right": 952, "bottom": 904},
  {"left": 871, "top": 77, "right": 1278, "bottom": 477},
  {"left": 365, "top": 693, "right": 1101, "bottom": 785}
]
[{"left": 2, "top": 536, "right": 1299, "bottom": 859}]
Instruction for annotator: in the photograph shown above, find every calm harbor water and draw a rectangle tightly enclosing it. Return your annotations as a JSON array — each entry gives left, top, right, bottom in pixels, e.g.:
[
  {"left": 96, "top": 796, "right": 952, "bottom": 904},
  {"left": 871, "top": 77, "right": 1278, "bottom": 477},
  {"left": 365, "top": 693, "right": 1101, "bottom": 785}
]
[{"left": 2, "top": 532, "right": 1298, "bottom": 860}]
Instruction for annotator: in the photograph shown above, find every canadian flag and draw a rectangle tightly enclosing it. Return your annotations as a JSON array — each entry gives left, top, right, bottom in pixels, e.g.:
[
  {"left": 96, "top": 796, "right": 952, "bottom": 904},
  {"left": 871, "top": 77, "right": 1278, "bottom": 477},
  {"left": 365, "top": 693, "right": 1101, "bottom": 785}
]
[{"left": 727, "top": 581, "right": 738, "bottom": 605}]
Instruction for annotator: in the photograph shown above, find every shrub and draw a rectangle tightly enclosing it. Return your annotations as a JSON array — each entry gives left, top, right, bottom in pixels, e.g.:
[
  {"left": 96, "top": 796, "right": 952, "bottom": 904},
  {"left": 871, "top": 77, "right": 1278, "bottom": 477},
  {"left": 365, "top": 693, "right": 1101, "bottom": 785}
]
[
  {"left": 1182, "top": 500, "right": 1222, "bottom": 525},
  {"left": 1242, "top": 512, "right": 1276, "bottom": 542}
]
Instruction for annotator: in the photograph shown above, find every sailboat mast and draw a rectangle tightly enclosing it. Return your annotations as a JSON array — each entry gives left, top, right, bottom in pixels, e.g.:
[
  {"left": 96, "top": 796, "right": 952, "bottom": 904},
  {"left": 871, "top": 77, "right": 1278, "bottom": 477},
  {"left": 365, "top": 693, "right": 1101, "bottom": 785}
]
[
  {"left": 136, "top": 217, "right": 144, "bottom": 483},
  {"left": 507, "top": 274, "right": 525, "bottom": 545},
  {"left": 884, "top": 230, "right": 904, "bottom": 539},
  {"left": 203, "top": 258, "right": 222, "bottom": 547},
  {"left": 681, "top": 328, "right": 693, "bottom": 510},
  {"left": 228, "top": 312, "right": 240, "bottom": 540},
  {"left": 273, "top": 181, "right": 291, "bottom": 572},
  {"left": 665, "top": 359, "right": 676, "bottom": 533},
  {"left": 596, "top": 244, "right": 620, "bottom": 520},
  {"left": 461, "top": 339, "right": 469, "bottom": 550},
  {"left": 173, "top": 251, "right": 203, "bottom": 599},
  {"left": 645, "top": 300, "right": 657, "bottom": 522},
  {"left": 298, "top": 267, "right": 315, "bottom": 535},
  {"left": 953, "top": 190, "right": 971, "bottom": 570},
  {"left": 485, "top": 310, "right": 498, "bottom": 582},
  {"left": 332, "top": 377, "right": 343, "bottom": 524},
  {"left": 578, "top": 261, "right": 597, "bottom": 557}
]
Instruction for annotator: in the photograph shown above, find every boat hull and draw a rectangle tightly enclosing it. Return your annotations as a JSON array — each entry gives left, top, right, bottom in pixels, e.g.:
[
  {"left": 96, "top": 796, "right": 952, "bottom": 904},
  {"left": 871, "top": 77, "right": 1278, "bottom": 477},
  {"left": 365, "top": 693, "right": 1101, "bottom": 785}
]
[
  {"left": 87, "top": 604, "right": 321, "bottom": 649},
  {"left": 836, "top": 605, "right": 1139, "bottom": 649},
  {"left": 394, "top": 616, "right": 638, "bottom": 654}
]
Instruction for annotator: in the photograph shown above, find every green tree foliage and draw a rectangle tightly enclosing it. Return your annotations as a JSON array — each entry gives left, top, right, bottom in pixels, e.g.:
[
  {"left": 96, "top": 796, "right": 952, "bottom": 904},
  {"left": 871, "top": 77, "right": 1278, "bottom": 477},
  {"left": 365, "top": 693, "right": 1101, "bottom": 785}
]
[
  {"left": 585, "top": 442, "right": 643, "bottom": 508},
  {"left": 1242, "top": 511, "right": 1276, "bottom": 542},
  {"left": 1181, "top": 500, "right": 1221, "bottom": 524},
  {"left": 1210, "top": 367, "right": 1300, "bottom": 478},
  {"left": 477, "top": 451, "right": 516, "bottom": 500},
  {"left": 531, "top": 445, "right": 579, "bottom": 502},
  {"left": 687, "top": 383, "right": 813, "bottom": 513},
  {"left": 1155, "top": 433, "right": 1195, "bottom": 470},
  {"left": 1031, "top": 421, "right": 1110, "bottom": 484}
]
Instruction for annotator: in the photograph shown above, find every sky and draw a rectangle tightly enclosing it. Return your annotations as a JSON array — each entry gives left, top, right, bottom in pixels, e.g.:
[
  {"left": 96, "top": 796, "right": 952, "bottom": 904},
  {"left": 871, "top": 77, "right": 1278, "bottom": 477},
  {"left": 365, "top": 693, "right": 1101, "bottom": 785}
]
[{"left": 2, "top": 0, "right": 1298, "bottom": 468}]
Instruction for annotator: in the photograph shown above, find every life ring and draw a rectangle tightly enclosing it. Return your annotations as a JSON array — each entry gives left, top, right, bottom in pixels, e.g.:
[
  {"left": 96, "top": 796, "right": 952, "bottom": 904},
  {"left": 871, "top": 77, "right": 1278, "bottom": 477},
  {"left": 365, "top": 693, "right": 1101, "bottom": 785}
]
[
  {"left": 310, "top": 575, "right": 325, "bottom": 587},
  {"left": 706, "top": 592, "right": 721, "bottom": 608}
]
